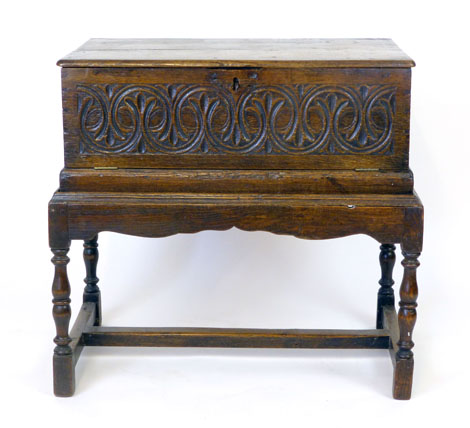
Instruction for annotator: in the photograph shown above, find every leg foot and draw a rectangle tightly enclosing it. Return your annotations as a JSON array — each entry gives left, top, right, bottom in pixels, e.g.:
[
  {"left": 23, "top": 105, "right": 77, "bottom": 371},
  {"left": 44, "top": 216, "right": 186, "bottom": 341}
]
[
  {"left": 83, "top": 236, "right": 101, "bottom": 326},
  {"left": 393, "top": 357, "right": 414, "bottom": 400},
  {"left": 53, "top": 353, "right": 75, "bottom": 397}
]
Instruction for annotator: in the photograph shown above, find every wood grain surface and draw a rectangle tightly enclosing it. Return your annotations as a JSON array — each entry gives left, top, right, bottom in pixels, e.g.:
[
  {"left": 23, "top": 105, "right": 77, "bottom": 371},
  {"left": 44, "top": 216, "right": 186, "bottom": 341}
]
[{"left": 58, "top": 38, "right": 415, "bottom": 68}]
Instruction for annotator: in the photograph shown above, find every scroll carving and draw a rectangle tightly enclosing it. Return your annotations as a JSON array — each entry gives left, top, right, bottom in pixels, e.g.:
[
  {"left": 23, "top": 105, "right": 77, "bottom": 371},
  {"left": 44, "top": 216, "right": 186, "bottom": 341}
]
[{"left": 78, "top": 83, "right": 396, "bottom": 155}]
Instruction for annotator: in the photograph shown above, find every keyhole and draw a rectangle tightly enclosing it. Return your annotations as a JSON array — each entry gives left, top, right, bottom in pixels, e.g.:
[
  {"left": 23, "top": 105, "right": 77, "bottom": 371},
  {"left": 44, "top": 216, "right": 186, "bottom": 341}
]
[{"left": 232, "top": 77, "right": 240, "bottom": 91}]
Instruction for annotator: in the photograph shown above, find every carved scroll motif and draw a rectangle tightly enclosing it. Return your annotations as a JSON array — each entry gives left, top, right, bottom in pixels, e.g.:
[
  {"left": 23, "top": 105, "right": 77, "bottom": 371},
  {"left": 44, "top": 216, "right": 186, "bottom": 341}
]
[{"left": 78, "top": 83, "right": 396, "bottom": 155}]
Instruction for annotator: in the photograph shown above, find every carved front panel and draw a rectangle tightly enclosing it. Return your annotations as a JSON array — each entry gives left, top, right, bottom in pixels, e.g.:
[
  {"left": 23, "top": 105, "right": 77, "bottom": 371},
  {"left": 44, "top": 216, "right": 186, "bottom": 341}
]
[{"left": 77, "top": 83, "right": 396, "bottom": 156}]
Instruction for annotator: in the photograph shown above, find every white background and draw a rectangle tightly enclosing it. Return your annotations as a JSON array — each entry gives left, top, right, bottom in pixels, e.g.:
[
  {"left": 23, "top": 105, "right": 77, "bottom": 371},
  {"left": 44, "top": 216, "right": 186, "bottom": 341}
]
[{"left": 2, "top": 0, "right": 469, "bottom": 426}]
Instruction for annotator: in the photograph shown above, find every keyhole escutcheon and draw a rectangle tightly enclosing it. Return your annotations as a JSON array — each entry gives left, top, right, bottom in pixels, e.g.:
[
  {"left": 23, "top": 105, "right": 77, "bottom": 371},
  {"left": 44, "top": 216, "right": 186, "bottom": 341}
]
[{"left": 232, "top": 77, "right": 240, "bottom": 91}]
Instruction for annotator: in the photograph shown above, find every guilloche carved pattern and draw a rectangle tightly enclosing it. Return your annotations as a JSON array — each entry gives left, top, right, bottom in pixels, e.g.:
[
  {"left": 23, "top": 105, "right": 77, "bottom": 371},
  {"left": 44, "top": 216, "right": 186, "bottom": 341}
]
[{"left": 77, "top": 83, "right": 396, "bottom": 155}]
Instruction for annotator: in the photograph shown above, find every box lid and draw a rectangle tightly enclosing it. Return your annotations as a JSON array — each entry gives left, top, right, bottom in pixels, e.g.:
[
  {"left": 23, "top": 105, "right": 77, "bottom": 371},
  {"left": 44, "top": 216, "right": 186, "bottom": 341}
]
[{"left": 57, "top": 38, "right": 415, "bottom": 68}]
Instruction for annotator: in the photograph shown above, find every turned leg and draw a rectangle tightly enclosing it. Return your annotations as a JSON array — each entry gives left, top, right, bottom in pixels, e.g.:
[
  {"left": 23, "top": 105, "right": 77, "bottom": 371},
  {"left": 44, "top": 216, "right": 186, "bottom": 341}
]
[
  {"left": 377, "top": 244, "right": 396, "bottom": 329},
  {"left": 83, "top": 236, "right": 101, "bottom": 326},
  {"left": 393, "top": 250, "right": 420, "bottom": 400},
  {"left": 51, "top": 247, "right": 74, "bottom": 397}
]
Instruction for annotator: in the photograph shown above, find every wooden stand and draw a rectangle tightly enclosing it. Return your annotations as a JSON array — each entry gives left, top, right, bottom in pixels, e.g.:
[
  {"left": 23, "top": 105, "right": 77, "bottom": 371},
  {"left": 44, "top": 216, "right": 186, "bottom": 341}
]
[{"left": 49, "top": 191, "right": 422, "bottom": 399}]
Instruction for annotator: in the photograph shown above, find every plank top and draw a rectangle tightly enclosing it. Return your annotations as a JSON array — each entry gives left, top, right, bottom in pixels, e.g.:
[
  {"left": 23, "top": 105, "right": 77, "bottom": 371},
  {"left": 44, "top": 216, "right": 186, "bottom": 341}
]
[{"left": 57, "top": 38, "right": 415, "bottom": 68}]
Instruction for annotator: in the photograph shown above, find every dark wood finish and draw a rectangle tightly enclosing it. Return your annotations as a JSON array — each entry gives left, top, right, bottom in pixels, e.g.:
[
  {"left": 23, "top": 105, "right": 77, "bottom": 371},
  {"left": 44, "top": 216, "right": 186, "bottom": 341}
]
[
  {"left": 51, "top": 192, "right": 422, "bottom": 244},
  {"left": 383, "top": 305, "right": 399, "bottom": 358},
  {"left": 70, "top": 302, "right": 96, "bottom": 367},
  {"left": 397, "top": 251, "right": 420, "bottom": 359},
  {"left": 83, "top": 236, "right": 101, "bottom": 326},
  {"left": 50, "top": 38, "right": 422, "bottom": 399},
  {"left": 51, "top": 248, "right": 72, "bottom": 354},
  {"left": 51, "top": 247, "right": 74, "bottom": 397},
  {"left": 60, "top": 169, "right": 414, "bottom": 195},
  {"left": 48, "top": 201, "right": 70, "bottom": 249},
  {"left": 61, "top": 66, "right": 411, "bottom": 172},
  {"left": 382, "top": 302, "right": 415, "bottom": 400},
  {"left": 377, "top": 244, "right": 396, "bottom": 329},
  {"left": 82, "top": 326, "right": 390, "bottom": 349},
  {"left": 382, "top": 306, "right": 402, "bottom": 393},
  {"left": 71, "top": 75, "right": 400, "bottom": 156},
  {"left": 393, "top": 251, "right": 420, "bottom": 399}
]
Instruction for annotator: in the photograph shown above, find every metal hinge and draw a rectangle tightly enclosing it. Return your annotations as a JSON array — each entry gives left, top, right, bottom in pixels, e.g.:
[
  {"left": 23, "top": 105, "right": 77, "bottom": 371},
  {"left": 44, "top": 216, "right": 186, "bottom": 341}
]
[{"left": 93, "top": 166, "right": 118, "bottom": 170}]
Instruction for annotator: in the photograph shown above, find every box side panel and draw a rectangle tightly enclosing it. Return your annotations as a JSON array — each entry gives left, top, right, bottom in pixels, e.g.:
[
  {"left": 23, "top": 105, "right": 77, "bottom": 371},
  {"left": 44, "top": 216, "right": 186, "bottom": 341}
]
[{"left": 62, "top": 67, "right": 411, "bottom": 170}]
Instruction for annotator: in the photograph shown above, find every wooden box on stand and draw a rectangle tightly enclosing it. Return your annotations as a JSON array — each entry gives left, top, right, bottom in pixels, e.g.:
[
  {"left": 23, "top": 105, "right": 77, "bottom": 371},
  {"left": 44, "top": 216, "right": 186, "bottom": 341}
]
[{"left": 49, "top": 39, "right": 423, "bottom": 398}]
